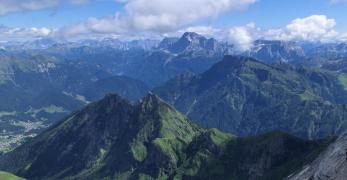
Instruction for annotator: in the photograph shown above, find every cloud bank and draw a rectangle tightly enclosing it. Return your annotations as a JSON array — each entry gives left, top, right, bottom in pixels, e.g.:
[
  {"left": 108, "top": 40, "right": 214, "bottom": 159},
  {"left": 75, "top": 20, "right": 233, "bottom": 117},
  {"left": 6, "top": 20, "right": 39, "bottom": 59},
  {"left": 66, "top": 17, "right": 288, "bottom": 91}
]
[
  {"left": 265, "top": 15, "right": 338, "bottom": 42},
  {"left": 59, "top": 0, "right": 257, "bottom": 37},
  {"left": 176, "top": 15, "right": 345, "bottom": 51},
  {"left": 0, "top": 26, "right": 53, "bottom": 41},
  {"left": 1, "top": 0, "right": 347, "bottom": 52},
  {"left": 219, "top": 15, "right": 345, "bottom": 51}
]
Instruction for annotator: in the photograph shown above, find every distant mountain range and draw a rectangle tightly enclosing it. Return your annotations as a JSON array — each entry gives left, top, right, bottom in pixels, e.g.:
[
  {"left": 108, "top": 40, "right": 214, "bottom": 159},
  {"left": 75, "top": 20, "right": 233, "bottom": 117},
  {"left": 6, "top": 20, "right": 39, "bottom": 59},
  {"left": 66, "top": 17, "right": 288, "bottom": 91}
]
[
  {"left": 1, "top": 31, "right": 347, "bottom": 154},
  {"left": 0, "top": 94, "right": 334, "bottom": 180},
  {"left": 0, "top": 54, "right": 150, "bottom": 152},
  {"left": 2, "top": 32, "right": 347, "bottom": 89},
  {"left": 246, "top": 40, "right": 307, "bottom": 63},
  {"left": 155, "top": 56, "right": 347, "bottom": 139},
  {"left": 2, "top": 32, "right": 347, "bottom": 64},
  {"left": 2, "top": 31, "right": 347, "bottom": 180}
]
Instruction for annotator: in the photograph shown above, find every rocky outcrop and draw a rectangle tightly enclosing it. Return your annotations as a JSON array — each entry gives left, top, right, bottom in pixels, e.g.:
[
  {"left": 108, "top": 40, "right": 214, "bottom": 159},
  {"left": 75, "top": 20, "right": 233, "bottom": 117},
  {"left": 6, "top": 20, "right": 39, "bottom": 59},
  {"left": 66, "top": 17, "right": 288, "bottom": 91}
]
[{"left": 288, "top": 131, "right": 347, "bottom": 180}]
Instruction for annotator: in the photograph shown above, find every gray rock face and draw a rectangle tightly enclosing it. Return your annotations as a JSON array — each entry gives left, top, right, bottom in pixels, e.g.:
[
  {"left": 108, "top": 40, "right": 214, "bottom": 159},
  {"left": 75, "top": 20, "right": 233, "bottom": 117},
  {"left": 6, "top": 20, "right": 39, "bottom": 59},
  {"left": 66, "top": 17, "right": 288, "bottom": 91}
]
[{"left": 288, "top": 131, "right": 347, "bottom": 180}]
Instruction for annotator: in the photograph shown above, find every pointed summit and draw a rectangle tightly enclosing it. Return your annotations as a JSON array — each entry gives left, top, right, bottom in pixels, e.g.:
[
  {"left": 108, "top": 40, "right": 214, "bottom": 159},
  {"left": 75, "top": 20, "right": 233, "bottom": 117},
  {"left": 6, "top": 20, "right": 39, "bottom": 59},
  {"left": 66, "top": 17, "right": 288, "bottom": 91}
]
[
  {"left": 0, "top": 93, "right": 203, "bottom": 179},
  {"left": 141, "top": 91, "right": 161, "bottom": 102},
  {"left": 0, "top": 93, "right": 333, "bottom": 180},
  {"left": 140, "top": 92, "right": 169, "bottom": 110},
  {"left": 166, "top": 32, "right": 221, "bottom": 54},
  {"left": 181, "top": 32, "right": 204, "bottom": 41}
]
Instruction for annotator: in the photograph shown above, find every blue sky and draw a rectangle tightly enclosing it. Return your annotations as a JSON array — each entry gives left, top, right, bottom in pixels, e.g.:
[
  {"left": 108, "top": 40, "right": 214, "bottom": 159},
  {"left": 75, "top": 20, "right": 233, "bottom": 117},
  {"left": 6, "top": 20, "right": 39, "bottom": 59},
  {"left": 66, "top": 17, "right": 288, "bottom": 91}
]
[
  {"left": 0, "top": 0, "right": 347, "bottom": 45},
  {"left": 0, "top": 0, "right": 346, "bottom": 30},
  {"left": 219, "top": 0, "right": 347, "bottom": 30},
  {"left": 0, "top": 1, "right": 122, "bottom": 28}
]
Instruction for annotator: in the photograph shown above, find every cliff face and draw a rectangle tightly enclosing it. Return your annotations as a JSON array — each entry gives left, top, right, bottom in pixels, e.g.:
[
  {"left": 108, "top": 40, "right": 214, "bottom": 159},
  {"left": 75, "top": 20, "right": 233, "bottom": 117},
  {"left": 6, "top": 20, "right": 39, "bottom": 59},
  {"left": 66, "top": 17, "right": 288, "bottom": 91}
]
[{"left": 288, "top": 131, "right": 347, "bottom": 180}]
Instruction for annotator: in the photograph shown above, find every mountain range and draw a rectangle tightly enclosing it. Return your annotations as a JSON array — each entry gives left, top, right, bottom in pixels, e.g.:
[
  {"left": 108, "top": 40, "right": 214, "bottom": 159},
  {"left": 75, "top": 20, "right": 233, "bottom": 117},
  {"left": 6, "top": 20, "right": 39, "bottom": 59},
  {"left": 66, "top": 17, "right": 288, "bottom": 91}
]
[
  {"left": 0, "top": 94, "right": 334, "bottom": 180},
  {"left": 1, "top": 31, "right": 347, "bottom": 179},
  {"left": 0, "top": 54, "right": 150, "bottom": 153},
  {"left": 155, "top": 55, "right": 347, "bottom": 139},
  {"left": 3, "top": 32, "right": 347, "bottom": 64},
  {"left": 2, "top": 32, "right": 347, "bottom": 152}
]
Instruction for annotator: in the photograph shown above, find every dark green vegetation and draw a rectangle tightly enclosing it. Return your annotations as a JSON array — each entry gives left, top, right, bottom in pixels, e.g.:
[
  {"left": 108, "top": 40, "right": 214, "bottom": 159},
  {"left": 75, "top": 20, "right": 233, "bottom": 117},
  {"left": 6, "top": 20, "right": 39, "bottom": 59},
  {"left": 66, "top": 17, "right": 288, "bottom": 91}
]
[
  {"left": 3, "top": 33, "right": 347, "bottom": 153},
  {"left": 0, "top": 32, "right": 227, "bottom": 152},
  {"left": 0, "top": 94, "right": 333, "bottom": 180},
  {"left": 193, "top": 132, "right": 333, "bottom": 180},
  {"left": 2, "top": 32, "right": 347, "bottom": 179},
  {"left": 0, "top": 54, "right": 149, "bottom": 152},
  {"left": 155, "top": 56, "right": 347, "bottom": 139}
]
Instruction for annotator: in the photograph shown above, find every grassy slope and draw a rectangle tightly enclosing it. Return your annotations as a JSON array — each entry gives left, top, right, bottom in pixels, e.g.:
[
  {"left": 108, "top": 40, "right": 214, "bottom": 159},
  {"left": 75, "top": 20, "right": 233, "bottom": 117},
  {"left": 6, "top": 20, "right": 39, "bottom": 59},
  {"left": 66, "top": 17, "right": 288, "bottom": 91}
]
[
  {"left": 0, "top": 94, "right": 336, "bottom": 180},
  {"left": 155, "top": 56, "right": 347, "bottom": 139},
  {"left": 0, "top": 171, "right": 24, "bottom": 180}
]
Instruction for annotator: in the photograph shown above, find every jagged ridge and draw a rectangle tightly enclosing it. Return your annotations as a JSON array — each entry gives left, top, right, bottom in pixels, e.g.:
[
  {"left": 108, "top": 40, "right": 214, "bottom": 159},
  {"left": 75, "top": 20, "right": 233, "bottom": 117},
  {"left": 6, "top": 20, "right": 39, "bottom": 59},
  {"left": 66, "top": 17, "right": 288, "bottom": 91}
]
[
  {"left": 0, "top": 93, "right": 334, "bottom": 180},
  {"left": 155, "top": 55, "right": 347, "bottom": 139}
]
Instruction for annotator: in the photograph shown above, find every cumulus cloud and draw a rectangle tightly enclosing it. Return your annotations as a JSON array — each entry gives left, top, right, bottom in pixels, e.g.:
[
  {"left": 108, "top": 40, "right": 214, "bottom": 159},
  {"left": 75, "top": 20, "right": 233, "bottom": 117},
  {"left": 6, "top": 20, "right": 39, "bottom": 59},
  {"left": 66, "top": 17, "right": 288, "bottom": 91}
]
[
  {"left": 265, "top": 15, "right": 338, "bottom": 42},
  {"left": 172, "top": 15, "right": 347, "bottom": 51},
  {"left": 3, "top": 9, "right": 347, "bottom": 49},
  {"left": 227, "top": 23, "right": 260, "bottom": 51},
  {"left": 59, "top": 0, "right": 257, "bottom": 37},
  {"left": 0, "top": 0, "right": 89, "bottom": 15}
]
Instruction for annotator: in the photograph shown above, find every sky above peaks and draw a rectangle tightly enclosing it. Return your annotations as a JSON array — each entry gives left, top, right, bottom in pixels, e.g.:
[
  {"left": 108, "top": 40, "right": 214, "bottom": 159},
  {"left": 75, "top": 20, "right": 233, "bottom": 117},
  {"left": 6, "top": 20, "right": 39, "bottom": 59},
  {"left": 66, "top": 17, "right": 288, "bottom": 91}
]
[{"left": 0, "top": 0, "right": 347, "bottom": 49}]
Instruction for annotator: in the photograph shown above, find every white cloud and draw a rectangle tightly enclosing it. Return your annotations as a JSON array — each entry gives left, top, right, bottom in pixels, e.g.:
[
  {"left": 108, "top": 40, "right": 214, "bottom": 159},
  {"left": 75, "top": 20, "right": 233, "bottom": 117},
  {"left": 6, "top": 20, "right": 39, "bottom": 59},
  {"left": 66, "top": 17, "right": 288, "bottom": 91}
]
[
  {"left": 227, "top": 23, "right": 260, "bottom": 51},
  {"left": 177, "top": 26, "right": 221, "bottom": 37},
  {"left": 0, "top": 26, "right": 53, "bottom": 41},
  {"left": 125, "top": 0, "right": 257, "bottom": 31},
  {"left": 59, "top": 0, "right": 257, "bottom": 37},
  {"left": 264, "top": 15, "right": 338, "bottom": 42},
  {"left": 169, "top": 23, "right": 260, "bottom": 51},
  {"left": 340, "top": 33, "right": 347, "bottom": 42},
  {"left": 0, "top": 0, "right": 89, "bottom": 15},
  {"left": 170, "top": 15, "right": 347, "bottom": 51},
  {"left": 4, "top": 12, "right": 347, "bottom": 47}
]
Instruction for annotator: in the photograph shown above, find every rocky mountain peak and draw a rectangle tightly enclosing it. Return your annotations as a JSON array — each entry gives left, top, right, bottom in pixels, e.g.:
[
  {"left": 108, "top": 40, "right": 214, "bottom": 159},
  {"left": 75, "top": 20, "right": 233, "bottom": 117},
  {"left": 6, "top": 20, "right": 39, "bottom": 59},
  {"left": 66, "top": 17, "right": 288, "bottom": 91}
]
[
  {"left": 181, "top": 32, "right": 204, "bottom": 41},
  {"left": 140, "top": 92, "right": 167, "bottom": 108},
  {"left": 158, "top": 37, "right": 179, "bottom": 49},
  {"left": 165, "top": 32, "right": 223, "bottom": 54}
]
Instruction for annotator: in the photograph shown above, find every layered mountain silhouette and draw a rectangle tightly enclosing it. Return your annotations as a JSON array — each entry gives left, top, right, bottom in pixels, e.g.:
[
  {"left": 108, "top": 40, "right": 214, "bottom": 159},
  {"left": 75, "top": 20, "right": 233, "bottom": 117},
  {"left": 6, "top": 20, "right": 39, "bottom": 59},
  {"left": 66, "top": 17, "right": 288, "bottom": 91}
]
[
  {"left": 0, "top": 54, "right": 150, "bottom": 152},
  {"left": 0, "top": 94, "right": 333, "bottom": 180},
  {"left": 247, "top": 40, "right": 306, "bottom": 63},
  {"left": 2, "top": 32, "right": 347, "bottom": 180},
  {"left": 155, "top": 56, "right": 347, "bottom": 139}
]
